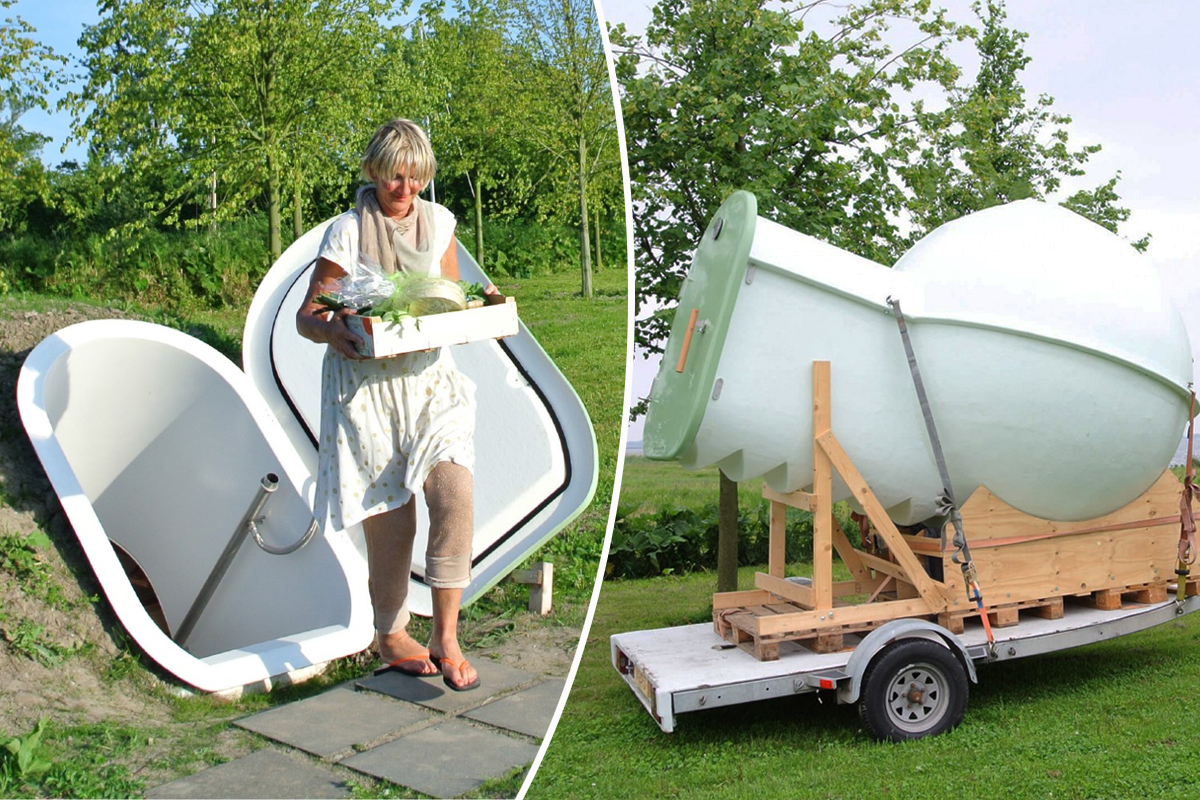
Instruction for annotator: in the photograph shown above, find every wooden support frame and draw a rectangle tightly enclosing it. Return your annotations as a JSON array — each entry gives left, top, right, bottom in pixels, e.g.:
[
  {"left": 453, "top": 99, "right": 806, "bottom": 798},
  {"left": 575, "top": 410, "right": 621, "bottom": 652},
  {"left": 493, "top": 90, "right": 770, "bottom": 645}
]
[{"left": 717, "top": 361, "right": 959, "bottom": 650}]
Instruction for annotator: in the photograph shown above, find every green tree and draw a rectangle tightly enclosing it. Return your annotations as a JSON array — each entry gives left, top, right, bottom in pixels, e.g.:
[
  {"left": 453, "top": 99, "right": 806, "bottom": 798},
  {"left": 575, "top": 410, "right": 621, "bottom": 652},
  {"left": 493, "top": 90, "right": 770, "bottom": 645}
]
[
  {"left": 897, "top": 0, "right": 1146, "bottom": 248},
  {"left": 0, "top": 0, "right": 64, "bottom": 236},
  {"left": 68, "top": 0, "right": 386, "bottom": 260},
  {"left": 514, "top": 0, "right": 617, "bottom": 297},
  {"left": 615, "top": 0, "right": 966, "bottom": 360},
  {"left": 419, "top": 2, "right": 532, "bottom": 272},
  {"left": 616, "top": 0, "right": 967, "bottom": 588}
]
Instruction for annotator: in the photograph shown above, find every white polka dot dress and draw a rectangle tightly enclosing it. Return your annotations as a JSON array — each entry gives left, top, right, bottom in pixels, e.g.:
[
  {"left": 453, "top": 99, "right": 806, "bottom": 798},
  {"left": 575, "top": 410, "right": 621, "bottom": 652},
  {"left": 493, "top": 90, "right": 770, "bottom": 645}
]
[{"left": 314, "top": 347, "right": 476, "bottom": 531}]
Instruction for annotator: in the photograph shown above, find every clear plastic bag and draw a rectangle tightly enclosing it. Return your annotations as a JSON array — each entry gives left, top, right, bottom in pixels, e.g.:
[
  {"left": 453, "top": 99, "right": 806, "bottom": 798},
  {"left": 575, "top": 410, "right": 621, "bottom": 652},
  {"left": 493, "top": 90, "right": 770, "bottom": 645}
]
[{"left": 335, "top": 253, "right": 395, "bottom": 311}]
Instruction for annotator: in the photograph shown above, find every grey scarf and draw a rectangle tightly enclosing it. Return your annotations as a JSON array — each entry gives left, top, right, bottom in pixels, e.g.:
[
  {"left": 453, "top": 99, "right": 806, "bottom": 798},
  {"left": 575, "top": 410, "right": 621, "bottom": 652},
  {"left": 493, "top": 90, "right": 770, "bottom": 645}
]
[{"left": 355, "top": 185, "right": 437, "bottom": 275}]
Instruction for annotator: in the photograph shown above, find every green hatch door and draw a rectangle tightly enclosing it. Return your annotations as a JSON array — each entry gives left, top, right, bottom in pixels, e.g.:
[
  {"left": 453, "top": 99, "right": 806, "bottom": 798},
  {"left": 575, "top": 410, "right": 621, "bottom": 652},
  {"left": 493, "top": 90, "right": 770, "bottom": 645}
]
[{"left": 643, "top": 191, "right": 757, "bottom": 460}]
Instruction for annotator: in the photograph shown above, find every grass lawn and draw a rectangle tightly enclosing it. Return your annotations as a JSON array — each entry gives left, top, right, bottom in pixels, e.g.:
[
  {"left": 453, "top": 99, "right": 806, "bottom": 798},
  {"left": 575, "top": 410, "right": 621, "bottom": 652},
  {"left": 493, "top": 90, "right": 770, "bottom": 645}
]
[
  {"left": 0, "top": 262, "right": 627, "bottom": 798},
  {"left": 530, "top": 567, "right": 1200, "bottom": 800},
  {"left": 619, "top": 456, "right": 768, "bottom": 514}
]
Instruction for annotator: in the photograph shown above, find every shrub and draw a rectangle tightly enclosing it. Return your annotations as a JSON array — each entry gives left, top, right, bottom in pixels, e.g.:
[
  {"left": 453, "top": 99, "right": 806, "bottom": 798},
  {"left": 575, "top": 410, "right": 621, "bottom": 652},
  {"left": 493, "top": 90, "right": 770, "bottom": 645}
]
[
  {"left": 1, "top": 217, "right": 275, "bottom": 309},
  {"left": 458, "top": 217, "right": 626, "bottom": 278},
  {"left": 607, "top": 500, "right": 860, "bottom": 579}
]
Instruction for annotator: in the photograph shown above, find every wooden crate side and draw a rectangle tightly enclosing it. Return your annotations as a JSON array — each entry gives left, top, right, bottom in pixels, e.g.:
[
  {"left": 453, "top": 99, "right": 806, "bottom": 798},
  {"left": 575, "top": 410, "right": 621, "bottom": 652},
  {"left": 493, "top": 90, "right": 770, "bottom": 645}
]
[
  {"left": 955, "top": 472, "right": 1181, "bottom": 544},
  {"left": 953, "top": 472, "right": 1182, "bottom": 605}
]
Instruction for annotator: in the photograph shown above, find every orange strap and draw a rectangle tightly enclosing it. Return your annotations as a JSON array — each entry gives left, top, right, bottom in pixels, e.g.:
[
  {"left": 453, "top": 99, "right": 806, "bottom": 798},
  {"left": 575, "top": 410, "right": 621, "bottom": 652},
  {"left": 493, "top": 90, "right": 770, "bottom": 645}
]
[{"left": 903, "top": 515, "right": 1182, "bottom": 554}]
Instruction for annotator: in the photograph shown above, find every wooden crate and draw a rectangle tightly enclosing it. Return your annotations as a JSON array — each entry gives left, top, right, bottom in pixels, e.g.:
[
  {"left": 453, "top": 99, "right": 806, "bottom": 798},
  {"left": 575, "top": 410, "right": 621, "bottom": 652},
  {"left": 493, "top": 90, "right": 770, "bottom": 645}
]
[
  {"left": 344, "top": 294, "right": 517, "bottom": 357},
  {"left": 923, "top": 471, "right": 1188, "bottom": 608}
]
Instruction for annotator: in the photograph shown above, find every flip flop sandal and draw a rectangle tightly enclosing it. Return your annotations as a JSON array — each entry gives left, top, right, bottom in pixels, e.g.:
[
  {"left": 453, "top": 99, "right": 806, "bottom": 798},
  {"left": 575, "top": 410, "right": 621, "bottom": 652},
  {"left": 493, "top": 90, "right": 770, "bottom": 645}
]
[
  {"left": 430, "top": 655, "right": 481, "bottom": 691},
  {"left": 374, "top": 652, "right": 438, "bottom": 677}
]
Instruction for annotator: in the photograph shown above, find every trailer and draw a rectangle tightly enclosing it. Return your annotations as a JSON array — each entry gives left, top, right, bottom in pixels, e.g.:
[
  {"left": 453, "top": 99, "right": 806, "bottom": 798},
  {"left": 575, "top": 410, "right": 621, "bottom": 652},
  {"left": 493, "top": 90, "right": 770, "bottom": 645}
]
[
  {"left": 623, "top": 193, "right": 1200, "bottom": 741},
  {"left": 615, "top": 359, "right": 1200, "bottom": 740},
  {"left": 614, "top": 386, "right": 1200, "bottom": 742},
  {"left": 612, "top": 593, "right": 1200, "bottom": 740}
]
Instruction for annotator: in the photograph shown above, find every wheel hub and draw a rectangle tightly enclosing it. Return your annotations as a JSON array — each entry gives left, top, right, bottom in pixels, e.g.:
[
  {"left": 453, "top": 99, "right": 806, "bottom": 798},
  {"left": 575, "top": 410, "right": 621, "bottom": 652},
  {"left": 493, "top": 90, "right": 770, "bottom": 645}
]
[{"left": 886, "top": 664, "right": 948, "bottom": 733}]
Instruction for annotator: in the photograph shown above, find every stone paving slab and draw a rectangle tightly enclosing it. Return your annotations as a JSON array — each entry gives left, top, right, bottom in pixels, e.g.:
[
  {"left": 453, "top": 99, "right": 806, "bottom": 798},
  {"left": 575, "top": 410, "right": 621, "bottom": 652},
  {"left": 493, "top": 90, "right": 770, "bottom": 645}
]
[
  {"left": 463, "top": 678, "right": 565, "bottom": 739},
  {"left": 145, "top": 748, "right": 351, "bottom": 799},
  {"left": 342, "top": 718, "right": 539, "bottom": 798},
  {"left": 356, "top": 659, "right": 539, "bottom": 713},
  {"left": 234, "top": 685, "right": 432, "bottom": 759}
]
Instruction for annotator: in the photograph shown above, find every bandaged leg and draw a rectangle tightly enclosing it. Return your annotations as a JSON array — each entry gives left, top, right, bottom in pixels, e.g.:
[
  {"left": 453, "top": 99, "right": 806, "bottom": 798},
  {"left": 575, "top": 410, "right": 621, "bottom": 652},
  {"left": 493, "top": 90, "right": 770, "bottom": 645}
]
[
  {"left": 423, "top": 461, "right": 474, "bottom": 589},
  {"left": 424, "top": 461, "right": 477, "bottom": 689},
  {"left": 362, "top": 500, "right": 418, "bottom": 635}
]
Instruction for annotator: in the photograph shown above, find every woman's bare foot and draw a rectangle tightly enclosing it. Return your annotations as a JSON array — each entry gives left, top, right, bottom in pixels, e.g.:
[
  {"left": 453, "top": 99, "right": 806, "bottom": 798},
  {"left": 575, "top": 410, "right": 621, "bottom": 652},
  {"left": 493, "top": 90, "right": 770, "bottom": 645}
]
[
  {"left": 377, "top": 631, "right": 438, "bottom": 676},
  {"left": 428, "top": 635, "right": 479, "bottom": 690}
]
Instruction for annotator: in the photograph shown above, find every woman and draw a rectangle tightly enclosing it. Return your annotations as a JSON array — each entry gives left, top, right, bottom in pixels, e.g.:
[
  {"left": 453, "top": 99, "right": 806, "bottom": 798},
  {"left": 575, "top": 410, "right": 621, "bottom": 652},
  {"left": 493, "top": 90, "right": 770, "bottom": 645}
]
[{"left": 296, "top": 119, "right": 492, "bottom": 691}]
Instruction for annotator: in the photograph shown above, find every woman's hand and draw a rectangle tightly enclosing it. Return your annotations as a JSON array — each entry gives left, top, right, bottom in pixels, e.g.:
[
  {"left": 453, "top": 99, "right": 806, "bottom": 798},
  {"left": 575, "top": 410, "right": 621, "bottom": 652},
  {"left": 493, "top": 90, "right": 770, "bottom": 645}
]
[
  {"left": 298, "top": 304, "right": 365, "bottom": 359},
  {"left": 483, "top": 283, "right": 500, "bottom": 296},
  {"left": 296, "top": 257, "right": 364, "bottom": 358},
  {"left": 325, "top": 308, "right": 365, "bottom": 359}
]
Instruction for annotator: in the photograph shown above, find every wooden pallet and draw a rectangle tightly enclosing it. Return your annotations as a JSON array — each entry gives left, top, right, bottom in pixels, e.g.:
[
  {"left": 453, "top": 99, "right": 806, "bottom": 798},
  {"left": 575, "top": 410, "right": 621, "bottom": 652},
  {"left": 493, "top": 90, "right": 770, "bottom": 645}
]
[
  {"left": 937, "top": 595, "right": 1064, "bottom": 635},
  {"left": 714, "top": 602, "right": 860, "bottom": 661},
  {"left": 720, "top": 576, "right": 1192, "bottom": 655},
  {"left": 1073, "top": 581, "right": 1170, "bottom": 610}
]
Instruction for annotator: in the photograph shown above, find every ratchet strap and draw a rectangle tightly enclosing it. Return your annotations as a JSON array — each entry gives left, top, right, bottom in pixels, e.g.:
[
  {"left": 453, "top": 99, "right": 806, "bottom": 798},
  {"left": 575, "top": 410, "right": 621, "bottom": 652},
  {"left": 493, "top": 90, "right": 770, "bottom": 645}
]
[
  {"left": 1178, "top": 388, "right": 1198, "bottom": 606},
  {"left": 887, "top": 297, "right": 994, "bottom": 646}
]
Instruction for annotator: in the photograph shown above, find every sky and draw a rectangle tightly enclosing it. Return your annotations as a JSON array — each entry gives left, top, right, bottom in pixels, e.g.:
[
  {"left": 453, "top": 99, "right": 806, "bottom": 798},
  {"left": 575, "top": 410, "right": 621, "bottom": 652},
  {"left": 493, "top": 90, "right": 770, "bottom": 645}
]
[
  {"left": 607, "top": 0, "right": 1200, "bottom": 443},
  {"left": 9, "top": 0, "right": 99, "bottom": 166}
]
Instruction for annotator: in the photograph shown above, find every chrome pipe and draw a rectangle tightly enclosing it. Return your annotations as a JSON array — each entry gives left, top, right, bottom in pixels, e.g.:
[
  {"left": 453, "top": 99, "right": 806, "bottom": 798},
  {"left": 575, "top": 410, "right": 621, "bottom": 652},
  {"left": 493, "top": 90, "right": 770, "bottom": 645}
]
[{"left": 174, "top": 473, "right": 279, "bottom": 647}]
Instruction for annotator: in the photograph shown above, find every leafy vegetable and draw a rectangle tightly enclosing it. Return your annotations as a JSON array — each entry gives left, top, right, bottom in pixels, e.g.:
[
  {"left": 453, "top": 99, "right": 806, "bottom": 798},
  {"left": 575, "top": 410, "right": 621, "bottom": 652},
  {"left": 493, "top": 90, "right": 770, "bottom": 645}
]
[
  {"left": 371, "top": 272, "right": 466, "bottom": 328},
  {"left": 458, "top": 281, "right": 488, "bottom": 302},
  {"left": 314, "top": 293, "right": 346, "bottom": 312}
]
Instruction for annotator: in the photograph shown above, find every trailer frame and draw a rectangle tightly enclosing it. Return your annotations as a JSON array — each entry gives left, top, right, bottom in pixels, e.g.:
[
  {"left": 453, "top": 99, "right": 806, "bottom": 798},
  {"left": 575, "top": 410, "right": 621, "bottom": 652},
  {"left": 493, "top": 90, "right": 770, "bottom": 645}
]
[{"left": 613, "top": 594, "right": 1200, "bottom": 734}]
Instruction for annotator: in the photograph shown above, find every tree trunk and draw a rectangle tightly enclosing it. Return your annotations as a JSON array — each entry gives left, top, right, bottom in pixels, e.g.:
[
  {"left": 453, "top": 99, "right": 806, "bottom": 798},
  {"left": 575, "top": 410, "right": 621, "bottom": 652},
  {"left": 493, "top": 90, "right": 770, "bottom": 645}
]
[
  {"left": 578, "top": 132, "right": 593, "bottom": 298},
  {"left": 293, "top": 181, "right": 303, "bottom": 240},
  {"left": 267, "top": 153, "right": 282, "bottom": 261},
  {"left": 593, "top": 203, "right": 603, "bottom": 272},
  {"left": 473, "top": 171, "right": 484, "bottom": 269},
  {"left": 718, "top": 471, "right": 739, "bottom": 593},
  {"left": 209, "top": 171, "right": 217, "bottom": 233}
]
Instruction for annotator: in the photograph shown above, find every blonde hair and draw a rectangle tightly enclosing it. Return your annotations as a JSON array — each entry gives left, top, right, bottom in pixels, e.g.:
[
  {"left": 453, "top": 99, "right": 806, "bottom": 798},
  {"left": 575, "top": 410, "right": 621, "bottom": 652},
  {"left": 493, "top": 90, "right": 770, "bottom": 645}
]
[{"left": 360, "top": 119, "right": 437, "bottom": 186}]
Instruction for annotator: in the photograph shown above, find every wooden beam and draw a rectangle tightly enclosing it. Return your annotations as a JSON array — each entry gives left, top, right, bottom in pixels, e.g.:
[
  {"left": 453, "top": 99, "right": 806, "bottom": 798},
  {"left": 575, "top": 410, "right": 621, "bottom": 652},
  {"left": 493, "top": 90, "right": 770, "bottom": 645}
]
[
  {"left": 762, "top": 485, "right": 816, "bottom": 510},
  {"left": 753, "top": 597, "right": 937, "bottom": 637},
  {"left": 755, "top": 572, "right": 814, "bottom": 608},
  {"left": 812, "top": 361, "right": 834, "bottom": 610},
  {"left": 713, "top": 589, "right": 773, "bottom": 611},
  {"left": 867, "top": 575, "right": 894, "bottom": 603},
  {"left": 834, "top": 578, "right": 881, "bottom": 597},
  {"left": 768, "top": 499, "right": 787, "bottom": 578},
  {"left": 831, "top": 514, "right": 873, "bottom": 586},
  {"left": 814, "top": 430, "right": 955, "bottom": 612},
  {"left": 855, "top": 550, "right": 914, "bottom": 583}
]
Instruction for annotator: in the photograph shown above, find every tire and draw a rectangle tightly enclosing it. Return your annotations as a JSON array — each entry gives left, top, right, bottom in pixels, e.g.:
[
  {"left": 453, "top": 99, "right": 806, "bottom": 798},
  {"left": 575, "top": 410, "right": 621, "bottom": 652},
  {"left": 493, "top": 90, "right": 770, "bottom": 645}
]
[{"left": 858, "top": 639, "right": 968, "bottom": 742}]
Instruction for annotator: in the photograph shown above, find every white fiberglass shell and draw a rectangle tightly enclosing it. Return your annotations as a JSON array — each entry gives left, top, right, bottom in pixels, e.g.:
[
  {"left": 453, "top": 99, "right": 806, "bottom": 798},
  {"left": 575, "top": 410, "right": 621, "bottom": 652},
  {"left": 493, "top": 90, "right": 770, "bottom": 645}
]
[
  {"left": 242, "top": 218, "right": 599, "bottom": 615},
  {"left": 17, "top": 219, "right": 598, "bottom": 694},
  {"left": 17, "top": 321, "right": 372, "bottom": 692},
  {"left": 660, "top": 195, "right": 1191, "bottom": 524}
]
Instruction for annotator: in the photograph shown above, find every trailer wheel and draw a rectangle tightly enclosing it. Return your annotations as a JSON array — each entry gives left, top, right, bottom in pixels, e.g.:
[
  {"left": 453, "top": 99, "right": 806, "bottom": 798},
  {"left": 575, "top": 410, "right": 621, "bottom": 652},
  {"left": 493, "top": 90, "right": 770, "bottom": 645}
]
[{"left": 858, "top": 639, "right": 968, "bottom": 742}]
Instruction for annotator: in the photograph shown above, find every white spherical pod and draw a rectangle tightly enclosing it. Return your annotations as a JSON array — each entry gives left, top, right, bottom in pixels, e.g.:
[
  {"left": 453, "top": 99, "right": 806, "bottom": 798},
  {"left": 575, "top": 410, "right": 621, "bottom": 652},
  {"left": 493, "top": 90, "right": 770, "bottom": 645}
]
[{"left": 644, "top": 193, "right": 1191, "bottom": 524}]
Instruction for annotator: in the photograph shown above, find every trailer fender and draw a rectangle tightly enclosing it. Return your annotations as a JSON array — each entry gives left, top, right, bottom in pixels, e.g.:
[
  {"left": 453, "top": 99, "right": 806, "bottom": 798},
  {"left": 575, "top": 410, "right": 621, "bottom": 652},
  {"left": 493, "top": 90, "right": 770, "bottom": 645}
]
[{"left": 837, "top": 619, "right": 977, "bottom": 705}]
